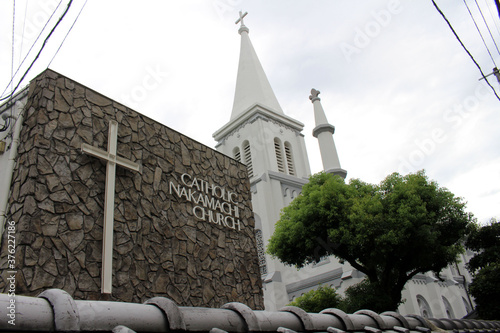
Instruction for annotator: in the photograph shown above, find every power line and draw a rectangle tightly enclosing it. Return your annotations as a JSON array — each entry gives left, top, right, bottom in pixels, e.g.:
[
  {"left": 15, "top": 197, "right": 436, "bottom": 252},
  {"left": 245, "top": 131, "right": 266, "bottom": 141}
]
[
  {"left": 1, "top": 0, "right": 70, "bottom": 100},
  {"left": 18, "top": 0, "right": 29, "bottom": 65},
  {"left": 484, "top": 0, "right": 500, "bottom": 39},
  {"left": 11, "top": 0, "right": 16, "bottom": 96},
  {"left": 463, "top": 0, "right": 497, "bottom": 66},
  {"left": 47, "top": 0, "right": 88, "bottom": 68},
  {"left": 3, "top": 0, "right": 17, "bottom": 133},
  {"left": 473, "top": 0, "right": 500, "bottom": 55},
  {"left": 0, "top": 0, "right": 63, "bottom": 100},
  {"left": 431, "top": 0, "right": 500, "bottom": 101},
  {"left": 0, "top": 0, "right": 73, "bottom": 102}
]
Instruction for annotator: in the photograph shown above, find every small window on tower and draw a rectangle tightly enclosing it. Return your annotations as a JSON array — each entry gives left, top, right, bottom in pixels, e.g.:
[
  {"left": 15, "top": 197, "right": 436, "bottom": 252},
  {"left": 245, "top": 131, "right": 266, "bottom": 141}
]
[
  {"left": 233, "top": 147, "right": 241, "bottom": 162},
  {"left": 284, "top": 142, "right": 295, "bottom": 176},
  {"left": 242, "top": 141, "right": 253, "bottom": 177},
  {"left": 274, "top": 138, "right": 285, "bottom": 173}
]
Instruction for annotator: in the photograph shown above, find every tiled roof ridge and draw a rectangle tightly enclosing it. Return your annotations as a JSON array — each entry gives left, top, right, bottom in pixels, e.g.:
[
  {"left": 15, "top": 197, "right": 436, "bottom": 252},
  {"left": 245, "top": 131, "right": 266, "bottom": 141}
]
[{"left": 1, "top": 289, "right": 499, "bottom": 332}]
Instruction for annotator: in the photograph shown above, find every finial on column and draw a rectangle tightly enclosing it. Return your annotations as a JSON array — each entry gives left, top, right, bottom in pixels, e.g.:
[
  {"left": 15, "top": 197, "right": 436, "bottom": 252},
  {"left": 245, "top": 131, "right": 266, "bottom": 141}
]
[
  {"left": 236, "top": 11, "right": 249, "bottom": 34},
  {"left": 309, "top": 88, "right": 321, "bottom": 102}
]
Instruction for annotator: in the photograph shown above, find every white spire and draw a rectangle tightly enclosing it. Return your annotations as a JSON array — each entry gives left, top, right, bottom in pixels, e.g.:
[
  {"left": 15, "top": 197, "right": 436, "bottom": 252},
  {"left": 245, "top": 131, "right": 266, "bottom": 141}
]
[
  {"left": 310, "top": 89, "right": 347, "bottom": 179},
  {"left": 230, "top": 11, "right": 284, "bottom": 120}
]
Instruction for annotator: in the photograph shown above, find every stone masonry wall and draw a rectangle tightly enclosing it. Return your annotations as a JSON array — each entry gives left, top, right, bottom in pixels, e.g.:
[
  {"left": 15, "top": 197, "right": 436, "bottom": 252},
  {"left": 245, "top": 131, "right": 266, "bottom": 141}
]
[{"left": 0, "top": 69, "right": 264, "bottom": 309}]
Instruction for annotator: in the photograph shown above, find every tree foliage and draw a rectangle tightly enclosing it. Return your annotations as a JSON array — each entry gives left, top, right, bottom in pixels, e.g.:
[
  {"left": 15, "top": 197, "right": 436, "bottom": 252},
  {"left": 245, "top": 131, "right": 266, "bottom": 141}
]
[
  {"left": 268, "top": 171, "right": 474, "bottom": 311},
  {"left": 466, "top": 219, "right": 500, "bottom": 273},
  {"left": 341, "top": 278, "right": 400, "bottom": 313},
  {"left": 288, "top": 285, "right": 345, "bottom": 313},
  {"left": 466, "top": 219, "right": 500, "bottom": 319}
]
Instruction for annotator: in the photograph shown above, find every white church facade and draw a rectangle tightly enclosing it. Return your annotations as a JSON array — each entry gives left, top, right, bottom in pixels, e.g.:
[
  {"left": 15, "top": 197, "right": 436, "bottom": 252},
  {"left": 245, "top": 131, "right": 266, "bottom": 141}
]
[{"left": 213, "top": 12, "right": 476, "bottom": 318}]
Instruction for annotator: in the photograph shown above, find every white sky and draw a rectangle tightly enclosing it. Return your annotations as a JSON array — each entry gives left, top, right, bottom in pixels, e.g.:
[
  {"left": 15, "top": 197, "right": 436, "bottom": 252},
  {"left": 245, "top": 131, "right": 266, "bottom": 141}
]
[{"left": 0, "top": 0, "right": 499, "bottom": 223}]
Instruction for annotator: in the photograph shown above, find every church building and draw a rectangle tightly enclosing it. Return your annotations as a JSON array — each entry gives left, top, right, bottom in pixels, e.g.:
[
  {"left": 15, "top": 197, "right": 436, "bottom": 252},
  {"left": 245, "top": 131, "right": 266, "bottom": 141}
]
[
  {"left": 213, "top": 12, "right": 476, "bottom": 318},
  {"left": 0, "top": 11, "right": 476, "bottom": 320}
]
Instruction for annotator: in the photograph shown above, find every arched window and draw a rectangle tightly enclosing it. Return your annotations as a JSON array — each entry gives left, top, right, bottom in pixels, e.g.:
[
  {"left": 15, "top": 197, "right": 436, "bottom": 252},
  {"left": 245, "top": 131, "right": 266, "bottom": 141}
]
[
  {"left": 462, "top": 297, "right": 472, "bottom": 314},
  {"left": 442, "top": 296, "right": 455, "bottom": 319},
  {"left": 233, "top": 147, "right": 241, "bottom": 162},
  {"left": 242, "top": 141, "right": 253, "bottom": 177},
  {"left": 284, "top": 142, "right": 295, "bottom": 176},
  {"left": 416, "top": 295, "right": 433, "bottom": 318},
  {"left": 274, "top": 138, "right": 285, "bottom": 173}
]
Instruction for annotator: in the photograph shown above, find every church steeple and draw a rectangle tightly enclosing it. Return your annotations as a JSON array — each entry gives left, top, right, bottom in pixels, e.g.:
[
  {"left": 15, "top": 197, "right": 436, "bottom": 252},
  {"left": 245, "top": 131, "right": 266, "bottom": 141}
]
[
  {"left": 214, "top": 12, "right": 313, "bottom": 311},
  {"left": 310, "top": 89, "right": 347, "bottom": 179},
  {"left": 230, "top": 11, "right": 284, "bottom": 120}
]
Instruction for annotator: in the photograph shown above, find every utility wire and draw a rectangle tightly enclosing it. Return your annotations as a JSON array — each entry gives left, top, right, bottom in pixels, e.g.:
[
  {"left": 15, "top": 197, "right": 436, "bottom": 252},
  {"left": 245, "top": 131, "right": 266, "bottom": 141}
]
[
  {"left": 463, "top": 0, "right": 497, "bottom": 66},
  {"left": 431, "top": 0, "right": 500, "bottom": 101},
  {"left": 0, "top": 0, "right": 63, "bottom": 100},
  {"left": 47, "top": 0, "right": 88, "bottom": 68},
  {"left": 3, "top": 0, "right": 17, "bottom": 133},
  {"left": 484, "top": 0, "right": 500, "bottom": 38},
  {"left": 18, "top": 0, "right": 29, "bottom": 65},
  {"left": 0, "top": 0, "right": 72, "bottom": 102},
  {"left": 11, "top": 0, "right": 16, "bottom": 96},
  {"left": 473, "top": 0, "right": 500, "bottom": 55}
]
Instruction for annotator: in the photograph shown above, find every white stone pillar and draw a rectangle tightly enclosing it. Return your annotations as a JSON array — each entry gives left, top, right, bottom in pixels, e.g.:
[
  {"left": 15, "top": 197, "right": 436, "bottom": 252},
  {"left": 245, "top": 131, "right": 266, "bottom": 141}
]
[{"left": 310, "top": 89, "right": 346, "bottom": 179}]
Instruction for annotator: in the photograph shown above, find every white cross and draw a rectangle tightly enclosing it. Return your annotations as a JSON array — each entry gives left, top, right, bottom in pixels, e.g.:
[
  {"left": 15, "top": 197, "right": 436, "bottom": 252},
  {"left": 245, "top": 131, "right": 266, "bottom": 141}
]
[
  {"left": 235, "top": 11, "right": 248, "bottom": 27},
  {"left": 81, "top": 120, "right": 141, "bottom": 294}
]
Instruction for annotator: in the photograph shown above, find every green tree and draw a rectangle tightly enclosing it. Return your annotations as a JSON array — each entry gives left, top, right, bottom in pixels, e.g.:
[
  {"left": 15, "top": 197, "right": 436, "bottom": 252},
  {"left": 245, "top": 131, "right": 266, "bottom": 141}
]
[
  {"left": 341, "top": 278, "right": 396, "bottom": 313},
  {"left": 268, "top": 171, "right": 474, "bottom": 312},
  {"left": 466, "top": 219, "right": 500, "bottom": 319},
  {"left": 288, "top": 285, "right": 345, "bottom": 313}
]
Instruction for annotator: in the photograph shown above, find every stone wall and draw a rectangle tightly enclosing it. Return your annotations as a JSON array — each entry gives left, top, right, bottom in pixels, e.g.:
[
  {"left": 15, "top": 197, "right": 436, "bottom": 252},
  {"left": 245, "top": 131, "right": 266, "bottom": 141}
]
[{"left": 0, "top": 69, "right": 264, "bottom": 309}]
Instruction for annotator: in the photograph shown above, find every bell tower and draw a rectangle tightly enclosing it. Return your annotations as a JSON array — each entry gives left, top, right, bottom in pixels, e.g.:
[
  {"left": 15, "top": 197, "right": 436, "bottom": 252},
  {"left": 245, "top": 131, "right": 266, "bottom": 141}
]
[{"left": 213, "top": 12, "right": 311, "bottom": 309}]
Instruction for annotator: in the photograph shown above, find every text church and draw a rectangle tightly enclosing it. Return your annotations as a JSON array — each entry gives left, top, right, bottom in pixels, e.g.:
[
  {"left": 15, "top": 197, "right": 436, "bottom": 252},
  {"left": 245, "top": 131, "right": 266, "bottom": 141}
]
[{"left": 0, "top": 10, "right": 477, "bottom": 323}]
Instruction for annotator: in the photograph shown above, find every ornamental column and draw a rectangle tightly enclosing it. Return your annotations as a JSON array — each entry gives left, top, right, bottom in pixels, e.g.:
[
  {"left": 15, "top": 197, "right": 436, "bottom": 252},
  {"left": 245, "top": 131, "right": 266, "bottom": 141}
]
[{"left": 310, "top": 88, "right": 347, "bottom": 179}]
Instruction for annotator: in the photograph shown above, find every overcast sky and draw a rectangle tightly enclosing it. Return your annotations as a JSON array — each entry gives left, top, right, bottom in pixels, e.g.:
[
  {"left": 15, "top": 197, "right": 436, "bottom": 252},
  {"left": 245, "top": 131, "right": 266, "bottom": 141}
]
[{"left": 1, "top": 0, "right": 499, "bottom": 223}]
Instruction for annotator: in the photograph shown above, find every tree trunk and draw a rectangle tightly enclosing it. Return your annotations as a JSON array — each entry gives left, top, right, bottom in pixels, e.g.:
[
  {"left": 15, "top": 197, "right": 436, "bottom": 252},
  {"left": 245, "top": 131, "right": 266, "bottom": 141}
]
[{"left": 375, "top": 276, "right": 406, "bottom": 311}]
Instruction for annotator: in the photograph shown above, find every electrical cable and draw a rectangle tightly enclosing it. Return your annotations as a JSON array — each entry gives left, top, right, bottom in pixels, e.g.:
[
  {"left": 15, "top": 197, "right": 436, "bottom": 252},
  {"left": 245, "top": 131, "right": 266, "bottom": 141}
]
[
  {"left": 484, "top": 0, "right": 500, "bottom": 39},
  {"left": 0, "top": 0, "right": 63, "bottom": 100},
  {"left": 18, "top": 0, "right": 29, "bottom": 65},
  {"left": 47, "top": 0, "right": 88, "bottom": 68},
  {"left": 473, "top": 0, "right": 500, "bottom": 56},
  {"left": 463, "top": 0, "right": 497, "bottom": 66},
  {"left": 0, "top": 0, "right": 72, "bottom": 103},
  {"left": 431, "top": 0, "right": 500, "bottom": 101},
  {"left": 11, "top": 0, "right": 16, "bottom": 95},
  {"left": 3, "top": 0, "right": 17, "bottom": 132}
]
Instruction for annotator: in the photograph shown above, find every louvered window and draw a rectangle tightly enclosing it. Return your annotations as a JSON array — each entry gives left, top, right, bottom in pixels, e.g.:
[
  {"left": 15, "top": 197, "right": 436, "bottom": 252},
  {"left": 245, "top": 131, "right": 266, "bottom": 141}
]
[
  {"left": 243, "top": 141, "right": 253, "bottom": 177},
  {"left": 234, "top": 147, "right": 241, "bottom": 162},
  {"left": 274, "top": 138, "right": 285, "bottom": 173},
  {"left": 284, "top": 142, "right": 295, "bottom": 176}
]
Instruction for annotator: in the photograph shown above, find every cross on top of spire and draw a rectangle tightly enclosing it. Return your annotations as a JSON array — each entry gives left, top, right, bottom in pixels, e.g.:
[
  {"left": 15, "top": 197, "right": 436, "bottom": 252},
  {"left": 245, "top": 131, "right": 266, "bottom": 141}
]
[{"left": 235, "top": 11, "right": 248, "bottom": 27}]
